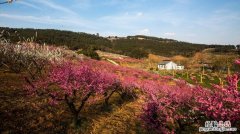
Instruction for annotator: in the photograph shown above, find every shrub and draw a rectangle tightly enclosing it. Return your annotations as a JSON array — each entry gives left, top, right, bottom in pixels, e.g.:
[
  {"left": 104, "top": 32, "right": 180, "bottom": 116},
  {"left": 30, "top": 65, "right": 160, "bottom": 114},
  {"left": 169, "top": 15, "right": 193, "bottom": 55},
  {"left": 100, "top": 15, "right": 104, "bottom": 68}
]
[{"left": 79, "top": 47, "right": 100, "bottom": 60}]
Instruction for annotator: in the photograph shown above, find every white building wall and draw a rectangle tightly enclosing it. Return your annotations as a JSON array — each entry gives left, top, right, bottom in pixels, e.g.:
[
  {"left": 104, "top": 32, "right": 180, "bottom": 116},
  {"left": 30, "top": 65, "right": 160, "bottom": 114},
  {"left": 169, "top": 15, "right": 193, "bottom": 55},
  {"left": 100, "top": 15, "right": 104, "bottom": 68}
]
[
  {"left": 165, "top": 62, "right": 177, "bottom": 70},
  {"left": 176, "top": 65, "right": 184, "bottom": 70},
  {"left": 158, "top": 64, "right": 165, "bottom": 69},
  {"left": 158, "top": 61, "right": 184, "bottom": 70}
]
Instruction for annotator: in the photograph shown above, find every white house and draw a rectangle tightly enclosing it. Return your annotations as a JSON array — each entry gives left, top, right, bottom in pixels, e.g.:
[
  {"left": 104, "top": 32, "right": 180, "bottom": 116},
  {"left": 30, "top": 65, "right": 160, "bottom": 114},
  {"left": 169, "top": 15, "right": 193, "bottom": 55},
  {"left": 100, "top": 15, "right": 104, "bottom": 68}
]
[{"left": 158, "top": 60, "right": 184, "bottom": 70}]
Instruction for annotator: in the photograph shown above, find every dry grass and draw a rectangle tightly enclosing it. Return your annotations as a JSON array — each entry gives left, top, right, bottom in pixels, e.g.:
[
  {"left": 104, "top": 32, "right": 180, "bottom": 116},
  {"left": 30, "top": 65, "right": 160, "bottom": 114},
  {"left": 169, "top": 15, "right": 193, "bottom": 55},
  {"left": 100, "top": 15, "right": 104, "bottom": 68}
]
[
  {"left": 0, "top": 71, "right": 72, "bottom": 133},
  {"left": 0, "top": 71, "right": 146, "bottom": 134},
  {"left": 87, "top": 96, "right": 146, "bottom": 134}
]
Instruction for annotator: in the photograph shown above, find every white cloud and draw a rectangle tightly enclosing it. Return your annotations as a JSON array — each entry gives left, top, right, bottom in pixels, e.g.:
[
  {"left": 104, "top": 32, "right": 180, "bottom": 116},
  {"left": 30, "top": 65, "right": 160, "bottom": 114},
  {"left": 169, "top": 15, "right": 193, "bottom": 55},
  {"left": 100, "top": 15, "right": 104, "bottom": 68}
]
[
  {"left": 173, "top": 0, "right": 191, "bottom": 4},
  {"left": 186, "top": 33, "right": 196, "bottom": 37},
  {"left": 137, "top": 12, "right": 143, "bottom": 17},
  {"left": 0, "top": 13, "right": 95, "bottom": 29},
  {"left": 164, "top": 32, "right": 175, "bottom": 36},
  {"left": 98, "top": 11, "right": 154, "bottom": 30},
  {"left": 193, "top": 11, "right": 240, "bottom": 31},
  {"left": 17, "top": 1, "right": 42, "bottom": 10},
  {"left": 71, "top": 0, "right": 92, "bottom": 9},
  {"left": 99, "top": 13, "right": 140, "bottom": 29},
  {"left": 0, "top": 13, "right": 46, "bottom": 23},
  {"left": 138, "top": 28, "right": 150, "bottom": 35},
  {"left": 33, "top": 0, "right": 77, "bottom": 15}
]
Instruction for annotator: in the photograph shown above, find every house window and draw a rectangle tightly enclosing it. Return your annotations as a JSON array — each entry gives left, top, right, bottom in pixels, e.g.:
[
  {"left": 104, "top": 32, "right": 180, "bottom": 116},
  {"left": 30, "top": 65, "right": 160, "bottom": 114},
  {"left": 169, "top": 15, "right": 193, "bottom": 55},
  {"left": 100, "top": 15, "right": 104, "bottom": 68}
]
[{"left": 159, "top": 65, "right": 164, "bottom": 68}]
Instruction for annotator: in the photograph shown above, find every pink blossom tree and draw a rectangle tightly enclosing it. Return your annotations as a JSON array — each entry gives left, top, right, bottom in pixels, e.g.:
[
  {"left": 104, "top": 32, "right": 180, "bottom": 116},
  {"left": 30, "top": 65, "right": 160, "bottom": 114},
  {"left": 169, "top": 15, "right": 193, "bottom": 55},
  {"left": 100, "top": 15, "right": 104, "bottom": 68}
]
[
  {"left": 26, "top": 61, "right": 116, "bottom": 126},
  {"left": 141, "top": 80, "right": 199, "bottom": 133},
  {"left": 140, "top": 60, "right": 240, "bottom": 133},
  {"left": 195, "top": 74, "right": 240, "bottom": 125}
]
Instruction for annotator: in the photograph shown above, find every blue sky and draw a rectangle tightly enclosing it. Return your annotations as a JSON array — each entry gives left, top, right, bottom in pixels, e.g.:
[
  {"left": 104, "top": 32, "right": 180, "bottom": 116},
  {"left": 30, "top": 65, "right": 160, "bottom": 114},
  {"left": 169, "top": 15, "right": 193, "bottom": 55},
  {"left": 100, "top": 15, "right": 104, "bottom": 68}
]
[{"left": 0, "top": 0, "right": 240, "bottom": 45}]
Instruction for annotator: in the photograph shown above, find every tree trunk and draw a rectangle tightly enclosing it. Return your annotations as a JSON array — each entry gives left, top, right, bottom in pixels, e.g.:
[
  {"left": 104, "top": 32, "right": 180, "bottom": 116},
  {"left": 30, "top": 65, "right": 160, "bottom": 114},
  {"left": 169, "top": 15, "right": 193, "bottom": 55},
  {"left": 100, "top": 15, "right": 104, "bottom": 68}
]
[
  {"left": 200, "top": 74, "right": 203, "bottom": 83},
  {"left": 227, "top": 66, "right": 231, "bottom": 76},
  {"left": 104, "top": 89, "right": 117, "bottom": 106},
  {"left": 65, "top": 91, "right": 93, "bottom": 127},
  {"left": 176, "top": 120, "right": 184, "bottom": 134},
  {"left": 202, "top": 66, "right": 205, "bottom": 75},
  {"left": 73, "top": 111, "right": 81, "bottom": 126},
  {"left": 65, "top": 95, "right": 80, "bottom": 126}
]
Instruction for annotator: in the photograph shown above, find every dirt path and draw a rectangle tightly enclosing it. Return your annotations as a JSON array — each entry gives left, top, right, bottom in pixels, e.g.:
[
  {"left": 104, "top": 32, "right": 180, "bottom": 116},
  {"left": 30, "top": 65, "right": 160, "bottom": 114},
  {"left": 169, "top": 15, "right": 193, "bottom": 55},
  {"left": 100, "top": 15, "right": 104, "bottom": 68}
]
[{"left": 89, "top": 97, "right": 145, "bottom": 134}]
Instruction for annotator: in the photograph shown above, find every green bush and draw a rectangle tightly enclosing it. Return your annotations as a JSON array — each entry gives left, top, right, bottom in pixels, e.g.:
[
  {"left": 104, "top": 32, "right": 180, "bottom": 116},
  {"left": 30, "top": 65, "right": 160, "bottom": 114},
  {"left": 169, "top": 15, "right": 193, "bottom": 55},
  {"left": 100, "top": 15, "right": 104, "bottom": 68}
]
[
  {"left": 128, "top": 48, "right": 148, "bottom": 59},
  {"left": 79, "top": 48, "right": 100, "bottom": 60}
]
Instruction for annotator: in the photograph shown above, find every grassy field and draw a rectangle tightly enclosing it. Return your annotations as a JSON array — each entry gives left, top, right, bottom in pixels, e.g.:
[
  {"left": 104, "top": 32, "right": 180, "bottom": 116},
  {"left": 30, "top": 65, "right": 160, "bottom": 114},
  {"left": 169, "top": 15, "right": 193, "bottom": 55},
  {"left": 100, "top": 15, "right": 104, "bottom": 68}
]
[{"left": 156, "top": 70, "right": 229, "bottom": 89}]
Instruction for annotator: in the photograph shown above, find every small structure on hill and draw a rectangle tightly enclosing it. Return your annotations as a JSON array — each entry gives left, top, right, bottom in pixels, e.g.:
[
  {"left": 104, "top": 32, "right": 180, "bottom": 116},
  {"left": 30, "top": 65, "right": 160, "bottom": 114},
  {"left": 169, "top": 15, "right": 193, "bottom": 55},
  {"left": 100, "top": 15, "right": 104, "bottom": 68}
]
[{"left": 158, "top": 60, "right": 184, "bottom": 70}]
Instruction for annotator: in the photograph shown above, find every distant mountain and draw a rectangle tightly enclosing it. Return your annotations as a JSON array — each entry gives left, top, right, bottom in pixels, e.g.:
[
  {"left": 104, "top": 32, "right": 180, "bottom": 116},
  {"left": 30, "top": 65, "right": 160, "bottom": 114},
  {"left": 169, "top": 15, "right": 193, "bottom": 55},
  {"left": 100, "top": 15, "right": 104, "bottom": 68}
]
[{"left": 0, "top": 27, "right": 236, "bottom": 58}]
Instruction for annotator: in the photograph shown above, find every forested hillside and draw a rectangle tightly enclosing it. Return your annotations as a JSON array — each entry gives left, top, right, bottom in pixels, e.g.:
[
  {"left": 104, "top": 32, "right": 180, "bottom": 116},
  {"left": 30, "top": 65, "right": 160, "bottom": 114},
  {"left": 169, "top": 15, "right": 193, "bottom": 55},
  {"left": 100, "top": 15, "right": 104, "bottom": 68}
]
[
  {"left": 0, "top": 27, "right": 236, "bottom": 58},
  {"left": 112, "top": 38, "right": 206, "bottom": 57},
  {"left": 0, "top": 27, "right": 112, "bottom": 50}
]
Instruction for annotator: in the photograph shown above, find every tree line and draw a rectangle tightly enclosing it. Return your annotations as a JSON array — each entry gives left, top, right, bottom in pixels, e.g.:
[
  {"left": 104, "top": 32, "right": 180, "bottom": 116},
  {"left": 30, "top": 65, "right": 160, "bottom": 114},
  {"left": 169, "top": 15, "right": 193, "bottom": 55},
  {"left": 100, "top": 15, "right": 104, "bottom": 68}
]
[{"left": 0, "top": 27, "right": 236, "bottom": 58}]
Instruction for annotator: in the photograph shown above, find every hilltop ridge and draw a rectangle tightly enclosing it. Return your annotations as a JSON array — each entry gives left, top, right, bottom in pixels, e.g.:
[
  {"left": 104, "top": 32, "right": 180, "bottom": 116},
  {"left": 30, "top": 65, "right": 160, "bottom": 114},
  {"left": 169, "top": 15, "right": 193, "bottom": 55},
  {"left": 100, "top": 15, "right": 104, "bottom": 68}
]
[{"left": 0, "top": 27, "right": 236, "bottom": 58}]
